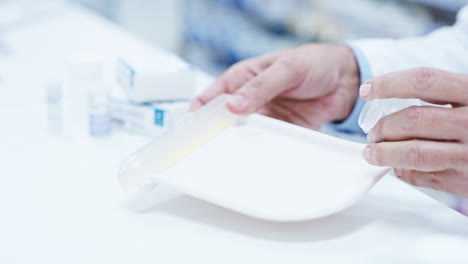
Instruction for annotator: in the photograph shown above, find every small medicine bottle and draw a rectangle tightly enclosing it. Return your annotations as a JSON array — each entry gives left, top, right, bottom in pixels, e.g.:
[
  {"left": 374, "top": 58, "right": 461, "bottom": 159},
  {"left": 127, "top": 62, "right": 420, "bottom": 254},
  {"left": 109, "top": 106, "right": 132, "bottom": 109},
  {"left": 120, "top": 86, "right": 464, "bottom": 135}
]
[
  {"left": 88, "top": 81, "right": 112, "bottom": 137},
  {"left": 68, "top": 57, "right": 112, "bottom": 137},
  {"left": 46, "top": 82, "right": 64, "bottom": 134}
]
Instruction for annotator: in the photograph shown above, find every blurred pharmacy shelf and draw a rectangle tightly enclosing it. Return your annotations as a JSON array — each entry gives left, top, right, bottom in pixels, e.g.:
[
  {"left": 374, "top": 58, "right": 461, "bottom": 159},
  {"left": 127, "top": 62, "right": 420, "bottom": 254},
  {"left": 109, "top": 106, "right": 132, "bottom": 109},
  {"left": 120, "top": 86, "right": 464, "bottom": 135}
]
[
  {"left": 57, "top": 0, "right": 464, "bottom": 74},
  {"left": 406, "top": 0, "right": 467, "bottom": 12},
  {"left": 179, "top": 0, "right": 459, "bottom": 75}
]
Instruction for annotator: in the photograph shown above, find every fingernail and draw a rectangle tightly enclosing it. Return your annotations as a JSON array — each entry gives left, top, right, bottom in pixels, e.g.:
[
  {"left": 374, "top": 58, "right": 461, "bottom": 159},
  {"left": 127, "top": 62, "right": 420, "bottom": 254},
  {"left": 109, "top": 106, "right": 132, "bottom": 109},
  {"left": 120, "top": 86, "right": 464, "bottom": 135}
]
[
  {"left": 227, "top": 94, "right": 248, "bottom": 111},
  {"left": 394, "top": 168, "right": 403, "bottom": 178},
  {"left": 360, "top": 83, "right": 372, "bottom": 98},
  {"left": 362, "top": 146, "right": 372, "bottom": 162}
]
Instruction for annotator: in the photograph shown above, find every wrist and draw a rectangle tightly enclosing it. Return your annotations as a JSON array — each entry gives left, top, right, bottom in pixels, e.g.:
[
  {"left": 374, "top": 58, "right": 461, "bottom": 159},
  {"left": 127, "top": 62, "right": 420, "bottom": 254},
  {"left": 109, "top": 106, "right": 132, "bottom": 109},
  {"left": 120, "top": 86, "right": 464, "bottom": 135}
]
[{"left": 332, "top": 45, "right": 361, "bottom": 122}]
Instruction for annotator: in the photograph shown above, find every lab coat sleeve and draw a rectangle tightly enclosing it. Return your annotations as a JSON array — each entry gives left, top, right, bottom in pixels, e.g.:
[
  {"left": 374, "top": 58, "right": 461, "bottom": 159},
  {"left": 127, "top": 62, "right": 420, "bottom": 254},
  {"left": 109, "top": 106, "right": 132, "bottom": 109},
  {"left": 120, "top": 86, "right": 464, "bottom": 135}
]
[
  {"left": 328, "top": 5, "right": 468, "bottom": 134},
  {"left": 348, "top": 5, "right": 468, "bottom": 76}
]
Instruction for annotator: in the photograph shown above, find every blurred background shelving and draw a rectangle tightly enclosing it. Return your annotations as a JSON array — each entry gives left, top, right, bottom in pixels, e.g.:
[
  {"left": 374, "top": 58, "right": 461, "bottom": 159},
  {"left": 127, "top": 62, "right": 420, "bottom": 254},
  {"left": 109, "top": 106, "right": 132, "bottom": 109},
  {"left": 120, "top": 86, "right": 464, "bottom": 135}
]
[
  {"left": 78, "top": 0, "right": 464, "bottom": 75},
  {"left": 1, "top": 0, "right": 465, "bottom": 75},
  {"left": 179, "top": 0, "right": 445, "bottom": 75}
]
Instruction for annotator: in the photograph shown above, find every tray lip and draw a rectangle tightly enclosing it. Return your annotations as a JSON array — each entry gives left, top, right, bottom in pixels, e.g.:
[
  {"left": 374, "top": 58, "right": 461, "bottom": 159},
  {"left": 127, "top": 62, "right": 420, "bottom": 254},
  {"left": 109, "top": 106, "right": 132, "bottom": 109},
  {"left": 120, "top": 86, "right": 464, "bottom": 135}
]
[{"left": 161, "top": 168, "right": 390, "bottom": 222}]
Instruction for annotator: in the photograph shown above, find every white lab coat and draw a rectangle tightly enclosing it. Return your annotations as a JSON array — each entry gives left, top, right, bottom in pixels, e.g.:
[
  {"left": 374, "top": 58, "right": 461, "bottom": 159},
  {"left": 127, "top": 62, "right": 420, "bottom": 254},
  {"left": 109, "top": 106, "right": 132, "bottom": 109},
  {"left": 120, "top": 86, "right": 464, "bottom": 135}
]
[{"left": 350, "top": 5, "right": 468, "bottom": 76}]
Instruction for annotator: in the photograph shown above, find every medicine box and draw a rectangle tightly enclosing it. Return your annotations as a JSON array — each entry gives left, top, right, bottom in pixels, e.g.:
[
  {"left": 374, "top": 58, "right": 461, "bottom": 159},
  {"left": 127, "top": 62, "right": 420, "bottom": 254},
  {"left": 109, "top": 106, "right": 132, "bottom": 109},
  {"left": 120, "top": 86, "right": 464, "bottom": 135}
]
[
  {"left": 116, "top": 54, "right": 196, "bottom": 103},
  {"left": 110, "top": 84, "right": 190, "bottom": 137}
]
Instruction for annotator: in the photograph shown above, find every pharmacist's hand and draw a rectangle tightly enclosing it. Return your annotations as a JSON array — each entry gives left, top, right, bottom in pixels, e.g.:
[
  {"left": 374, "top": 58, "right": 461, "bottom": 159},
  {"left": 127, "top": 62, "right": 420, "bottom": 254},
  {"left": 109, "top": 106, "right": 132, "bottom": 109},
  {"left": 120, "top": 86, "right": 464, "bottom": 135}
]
[
  {"left": 190, "top": 44, "right": 360, "bottom": 129},
  {"left": 361, "top": 68, "right": 468, "bottom": 196}
]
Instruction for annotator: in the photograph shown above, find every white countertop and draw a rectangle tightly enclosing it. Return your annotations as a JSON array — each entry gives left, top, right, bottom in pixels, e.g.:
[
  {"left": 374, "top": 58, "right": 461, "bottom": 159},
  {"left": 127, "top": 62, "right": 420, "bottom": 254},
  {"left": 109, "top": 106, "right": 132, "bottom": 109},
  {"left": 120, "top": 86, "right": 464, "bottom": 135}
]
[{"left": 0, "top": 4, "right": 467, "bottom": 264}]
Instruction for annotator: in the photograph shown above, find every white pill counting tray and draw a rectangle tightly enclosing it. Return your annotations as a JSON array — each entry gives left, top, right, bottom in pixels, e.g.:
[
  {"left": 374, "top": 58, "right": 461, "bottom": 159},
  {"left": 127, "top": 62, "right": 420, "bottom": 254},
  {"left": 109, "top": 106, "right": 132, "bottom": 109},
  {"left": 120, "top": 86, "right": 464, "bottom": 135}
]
[{"left": 119, "top": 94, "right": 389, "bottom": 222}]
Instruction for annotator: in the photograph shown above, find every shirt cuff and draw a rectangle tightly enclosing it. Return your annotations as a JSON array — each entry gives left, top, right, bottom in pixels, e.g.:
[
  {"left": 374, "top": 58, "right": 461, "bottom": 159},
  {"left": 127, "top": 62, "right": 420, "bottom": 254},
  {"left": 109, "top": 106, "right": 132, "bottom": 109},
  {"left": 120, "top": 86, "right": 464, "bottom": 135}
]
[{"left": 327, "top": 43, "right": 373, "bottom": 134}]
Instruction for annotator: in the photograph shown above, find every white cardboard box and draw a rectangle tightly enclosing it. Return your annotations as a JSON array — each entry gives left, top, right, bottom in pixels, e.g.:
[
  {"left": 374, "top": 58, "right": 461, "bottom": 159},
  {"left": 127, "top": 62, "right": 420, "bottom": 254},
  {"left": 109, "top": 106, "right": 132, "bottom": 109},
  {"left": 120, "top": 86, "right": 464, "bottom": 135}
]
[
  {"left": 116, "top": 53, "right": 196, "bottom": 103},
  {"left": 110, "top": 84, "right": 190, "bottom": 137}
]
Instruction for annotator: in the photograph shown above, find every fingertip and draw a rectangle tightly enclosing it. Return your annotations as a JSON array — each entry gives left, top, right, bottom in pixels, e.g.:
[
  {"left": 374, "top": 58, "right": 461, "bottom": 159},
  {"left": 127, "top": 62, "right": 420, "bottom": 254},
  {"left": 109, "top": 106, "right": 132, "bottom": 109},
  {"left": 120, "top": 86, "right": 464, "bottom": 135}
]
[
  {"left": 362, "top": 145, "right": 372, "bottom": 162},
  {"left": 359, "top": 82, "right": 372, "bottom": 100},
  {"left": 226, "top": 94, "right": 249, "bottom": 114},
  {"left": 395, "top": 169, "right": 415, "bottom": 185},
  {"left": 367, "top": 130, "right": 377, "bottom": 143},
  {"left": 189, "top": 100, "right": 202, "bottom": 112},
  {"left": 394, "top": 168, "right": 403, "bottom": 178}
]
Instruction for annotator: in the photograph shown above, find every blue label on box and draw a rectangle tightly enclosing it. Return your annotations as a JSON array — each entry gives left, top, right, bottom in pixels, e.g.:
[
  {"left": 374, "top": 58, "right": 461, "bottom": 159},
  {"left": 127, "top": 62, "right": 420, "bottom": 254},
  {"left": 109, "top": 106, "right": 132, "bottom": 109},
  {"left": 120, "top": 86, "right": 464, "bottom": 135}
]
[{"left": 154, "top": 109, "right": 165, "bottom": 126}]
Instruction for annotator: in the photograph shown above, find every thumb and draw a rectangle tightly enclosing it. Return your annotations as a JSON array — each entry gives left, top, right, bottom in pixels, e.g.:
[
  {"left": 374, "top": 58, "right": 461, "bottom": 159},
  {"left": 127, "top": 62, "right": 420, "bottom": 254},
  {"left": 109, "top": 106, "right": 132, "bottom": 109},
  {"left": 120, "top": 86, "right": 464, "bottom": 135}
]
[{"left": 227, "top": 59, "right": 301, "bottom": 114}]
